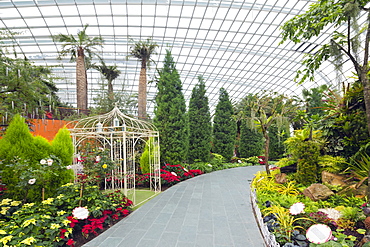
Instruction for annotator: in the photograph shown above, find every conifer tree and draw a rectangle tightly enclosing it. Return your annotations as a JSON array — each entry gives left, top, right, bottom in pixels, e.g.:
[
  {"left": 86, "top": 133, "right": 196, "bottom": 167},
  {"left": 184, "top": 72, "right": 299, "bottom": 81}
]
[
  {"left": 51, "top": 127, "right": 75, "bottom": 182},
  {"left": 239, "top": 120, "right": 263, "bottom": 158},
  {"left": 212, "top": 88, "right": 237, "bottom": 161},
  {"left": 154, "top": 50, "right": 188, "bottom": 164},
  {"left": 268, "top": 124, "right": 289, "bottom": 160},
  {"left": 188, "top": 75, "right": 212, "bottom": 163}
]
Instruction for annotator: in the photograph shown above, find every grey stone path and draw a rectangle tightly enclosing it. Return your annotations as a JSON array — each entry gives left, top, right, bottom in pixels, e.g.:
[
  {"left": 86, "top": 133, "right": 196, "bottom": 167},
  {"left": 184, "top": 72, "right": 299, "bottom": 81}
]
[{"left": 83, "top": 166, "right": 265, "bottom": 247}]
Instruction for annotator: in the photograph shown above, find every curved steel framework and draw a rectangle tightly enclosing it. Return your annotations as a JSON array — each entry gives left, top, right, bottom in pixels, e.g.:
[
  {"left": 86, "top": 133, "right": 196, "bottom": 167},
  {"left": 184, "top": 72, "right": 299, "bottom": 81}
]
[
  {"left": 68, "top": 106, "right": 161, "bottom": 205},
  {"left": 0, "top": 0, "right": 360, "bottom": 117}
]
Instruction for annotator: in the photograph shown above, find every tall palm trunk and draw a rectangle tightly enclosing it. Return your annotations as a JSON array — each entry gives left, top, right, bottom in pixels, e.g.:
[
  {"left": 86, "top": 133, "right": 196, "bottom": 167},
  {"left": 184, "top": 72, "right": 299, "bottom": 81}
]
[
  {"left": 138, "top": 59, "right": 147, "bottom": 120},
  {"left": 108, "top": 79, "right": 114, "bottom": 101},
  {"left": 76, "top": 47, "right": 88, "bottom": 110}
]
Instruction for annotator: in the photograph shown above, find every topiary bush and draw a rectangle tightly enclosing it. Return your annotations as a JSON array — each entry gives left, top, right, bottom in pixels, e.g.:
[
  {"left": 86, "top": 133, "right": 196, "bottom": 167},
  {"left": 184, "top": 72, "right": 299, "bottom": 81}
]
[
  {"left": 139, "top": 137, "right": 157, "bottom": 174},
  {"left": 0, "top": 115, "right": 74, "bottom": 202},
  {"left": 295, "top": 140, "right": 321, "bottom": 185}
]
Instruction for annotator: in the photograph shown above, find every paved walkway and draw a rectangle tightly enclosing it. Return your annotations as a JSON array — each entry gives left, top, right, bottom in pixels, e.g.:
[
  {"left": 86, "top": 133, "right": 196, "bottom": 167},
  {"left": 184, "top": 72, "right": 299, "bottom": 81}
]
[{"left": 83, "top": 166, "right": 265, "bottom": 247}]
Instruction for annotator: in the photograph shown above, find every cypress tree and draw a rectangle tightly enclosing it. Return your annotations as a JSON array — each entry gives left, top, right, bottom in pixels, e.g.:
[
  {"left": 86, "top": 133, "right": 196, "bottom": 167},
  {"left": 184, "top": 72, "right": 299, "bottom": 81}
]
[
  {"left": 268, "top": 124, "right": 289, "bottom": 160},
  {"left": 212, "top": 88, "right": 237, "bottom": 161},
  {"left": 239, "top": 120, "right": 263, "bottom": 158},
  {"left": 188, "top": 75, "right": 212, "bottom": 163},
  {"left": 153, "top": 50, "right": 188, "bottom": 164}
]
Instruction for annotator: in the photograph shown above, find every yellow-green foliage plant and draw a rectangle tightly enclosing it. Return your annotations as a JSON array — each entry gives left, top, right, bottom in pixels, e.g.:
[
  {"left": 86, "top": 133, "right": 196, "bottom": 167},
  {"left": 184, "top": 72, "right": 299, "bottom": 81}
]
[
  {"left": 284, "top": 129, "right": 324, "bottom": 185},
  {"left": 318, "top": 155, "right": 347, "bottom": 174},
  {"left": 262, "top": 205, "right": 313, "bottom": 241},
  {"left": 0, "top": 115, "right": 74, "bottom": 202},
  {"left": 139, "top": 137, "right": 158, "bottom": 174},
  {"left": 251, "top": 170, "right": 276, "bottom": 192},
  {"left": 275, "top": 181, "right": 300, "bottom": 196},
  {"left": 51, "top": 127, "right": 74, "bottom": 182}
]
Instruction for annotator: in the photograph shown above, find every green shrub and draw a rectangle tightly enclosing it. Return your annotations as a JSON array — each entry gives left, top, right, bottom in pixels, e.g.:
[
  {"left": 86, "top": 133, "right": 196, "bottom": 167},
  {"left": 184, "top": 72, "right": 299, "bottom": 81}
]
[
  {"left": 139, "top": 137, "right": 157, "bottom": 174},
  {"left": 275, "top": 158, "right": 297, "bottom": 168},
  {"left": 285, "top": 131, "right": 322, "bottom": 185},
  {"left": 0, "top": 115, "right": 74, "bottom": 202},
  {"left": 295, "top": 140, "right": 321, "bottom": 185},
  {"left": 318, "top": 155, "right": 347, "bottom": 174}
]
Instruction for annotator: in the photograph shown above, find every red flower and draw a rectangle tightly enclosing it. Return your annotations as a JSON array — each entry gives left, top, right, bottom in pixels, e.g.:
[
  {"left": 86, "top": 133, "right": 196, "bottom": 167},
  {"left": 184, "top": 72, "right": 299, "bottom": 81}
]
[
  {"left": 67, "top": 216, "right": 79, "bottom": 228},
  {"left": 59, "top": 229, "right": 67, "bottom": 239},
  {"left": 103, "top": 210, "right": 113, "bottom": 215},
  {"left": 66, "top": 239, "right": 75, "bottom": 247}
]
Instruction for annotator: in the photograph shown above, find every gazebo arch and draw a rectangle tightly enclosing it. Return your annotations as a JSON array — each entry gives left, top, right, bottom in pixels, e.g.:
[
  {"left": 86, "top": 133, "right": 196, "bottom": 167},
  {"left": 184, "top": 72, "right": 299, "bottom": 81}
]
[{"left": 67, "top": 106, "right": 161, "bottom": 204}]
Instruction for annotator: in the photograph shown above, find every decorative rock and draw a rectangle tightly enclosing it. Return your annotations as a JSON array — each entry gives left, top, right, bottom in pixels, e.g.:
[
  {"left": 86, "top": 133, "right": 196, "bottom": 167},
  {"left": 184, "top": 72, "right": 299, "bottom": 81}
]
[
  {"left": 358, "top": 235, "right": 370, "bottom": 247},
  {"left": 321, "top": 171, "right": 347, "bottom": 187},
  {"left": 303, "top": 183, "right": 334, "bottom": 201},
  {"left": 340, "top": 183, "right": 367, "bottom": 198},
  {"left": 275, "top": 173, "right": 288, "bottom": 184}
]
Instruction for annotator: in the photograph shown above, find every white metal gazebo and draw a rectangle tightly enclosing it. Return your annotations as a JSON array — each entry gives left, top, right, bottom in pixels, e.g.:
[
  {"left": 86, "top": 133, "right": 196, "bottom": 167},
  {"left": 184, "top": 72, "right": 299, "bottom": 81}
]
[{"left": 68, "top": 106, "right": 161, "bottom": 204}]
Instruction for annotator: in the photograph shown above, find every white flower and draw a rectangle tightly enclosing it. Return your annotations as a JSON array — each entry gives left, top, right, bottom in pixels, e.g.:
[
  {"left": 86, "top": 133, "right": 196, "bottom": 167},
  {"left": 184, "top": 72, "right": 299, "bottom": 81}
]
[
  {"left": 28, "top": 179, "right": 36, "bottom": 185},
  {"left": 40, "top": 159, "right": 47, "bottom": 165},
  {"left": 183, "top": 168, "right": 188, "bottom": 172},
  {"left": 47, "top": 158, "right": 53, "bottom": 166},
  {"left": 207, "top": 164, "right": 212, "bottom": 167},
  {"left": 171, "top": 172, "right": 177, "bottom": 177},
  {"left": 318, "top": 208, "right": 342, "bottom": 220},
  {"left": 72, "top": 207, "right": 89, "bottom": 220},
  {"left": 66, "top": 165, "right": 72, "bottom": 170},
  {"left": 95, "top": 156, "right": 101, "bottom": 162},
  {"left": 238, "top": 160, "right": 242, "bottom": 163}
]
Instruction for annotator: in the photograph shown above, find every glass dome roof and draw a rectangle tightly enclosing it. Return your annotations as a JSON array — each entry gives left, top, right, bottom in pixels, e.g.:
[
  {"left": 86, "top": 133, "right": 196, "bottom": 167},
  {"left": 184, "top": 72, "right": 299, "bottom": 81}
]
[{"left": 0, "top": 0, "right": 357, "bottom": 117}]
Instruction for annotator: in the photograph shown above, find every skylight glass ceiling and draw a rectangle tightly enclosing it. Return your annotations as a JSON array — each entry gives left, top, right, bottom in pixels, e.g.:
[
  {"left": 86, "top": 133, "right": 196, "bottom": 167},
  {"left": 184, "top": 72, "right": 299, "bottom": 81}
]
[{"left": 0, "top": 0, "right": 357, "bottom": 117}]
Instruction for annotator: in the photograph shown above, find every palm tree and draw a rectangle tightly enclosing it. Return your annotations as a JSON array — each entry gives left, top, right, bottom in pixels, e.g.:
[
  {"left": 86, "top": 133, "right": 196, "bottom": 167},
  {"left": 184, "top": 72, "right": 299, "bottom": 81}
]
[
  {"left": 128, "top": 37, "right": 158, "bottom": 120},
  {"left": 93, "top": 58, "right": 121, "bottom": 101},
  {"left": 52, "top": 24, "right": 104, "bottom": 110}
]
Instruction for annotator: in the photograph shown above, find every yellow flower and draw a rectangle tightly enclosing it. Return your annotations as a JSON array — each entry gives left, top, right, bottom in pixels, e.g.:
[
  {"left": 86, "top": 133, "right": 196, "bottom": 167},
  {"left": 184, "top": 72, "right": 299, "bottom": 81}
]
[
  {"left": 42, "top": 198, "right": 54, "bottom": 205},
  {"left": 0, "top": 230, "right": 6, "bottom": 234},
  {"left": 102, "top": 164, "right": 108, "bottom": 169},
  {"left": 57, "top": 210, "right": 67, "bottom": 216},
  {"left": 0, "top": 199, "right": 11, "bottom": 206},
  {"left": 22, "top": 218, "right": 37, "bottom": 227},
  {"left": 50, "top": 223, "right": 61, "bottom": 230},
  {"left": 41, "top": 215, "right": 51, "bottom": 219},
  {"left": 0, "top": 207, "right": 9, "bottom": 215},
  {"left": 57, "top": 194, "right": 64, "bottom": 199},
  {"left": 0, "top": 235, "right": 12, "bottom": 245},
  {"left": 10, "top": 201, "right": 21, "bottom": 207},
  {"left": 62, "top": 219, "right": 70, "bottom": 226},
  {"left": 65, "top": 228, "right": 73, "bottom": 237},
  {"left": 61, "top": 183, "right": 73, "bottom": 187},
  {"left": 23, "top": 203, "right": 35, "bottom": 208},
  {"left": 20, "top": 236, "right": 36, "bottom": 245}
]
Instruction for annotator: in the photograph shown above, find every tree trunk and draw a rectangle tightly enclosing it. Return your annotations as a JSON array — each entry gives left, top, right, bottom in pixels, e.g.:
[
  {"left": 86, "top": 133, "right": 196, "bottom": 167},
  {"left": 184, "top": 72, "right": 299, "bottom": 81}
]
[
  {"left": 108, "top": 79, "right": 114, "bottom": 101},
  {"left": 138, "top": 65, "right": 147, "bottom": 120},
  {"left": 264, "top": 131, "right": 270, "bottom": 175},
  {"left": 360, "top": 11, "right": 370, "bottom": 201},
  {"left": 76, "top": 47, "right": 88, "bottom": 110}
]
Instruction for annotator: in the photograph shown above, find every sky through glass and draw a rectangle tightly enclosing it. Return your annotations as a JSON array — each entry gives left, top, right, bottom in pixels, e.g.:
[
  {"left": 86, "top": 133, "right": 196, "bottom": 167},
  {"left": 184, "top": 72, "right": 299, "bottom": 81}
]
[{"left": 0, "top": 0, "right": 359, "bottom": 117}]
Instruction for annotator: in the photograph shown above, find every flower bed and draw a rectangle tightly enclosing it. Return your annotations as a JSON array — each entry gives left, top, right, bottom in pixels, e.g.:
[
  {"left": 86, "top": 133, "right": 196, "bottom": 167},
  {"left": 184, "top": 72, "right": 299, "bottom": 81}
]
[
  {"left": 252, "top": 170, "right": 369, "bottom": 247},
  {"left": 0, "top": 184, "right": 132, "bottom": 247}
]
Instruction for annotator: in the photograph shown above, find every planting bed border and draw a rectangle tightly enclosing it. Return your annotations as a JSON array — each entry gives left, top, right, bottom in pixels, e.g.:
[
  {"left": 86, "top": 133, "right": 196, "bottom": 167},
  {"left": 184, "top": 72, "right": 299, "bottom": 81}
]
[{"left": 250, "top": 185, "right": 280, "bottom": 247}]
